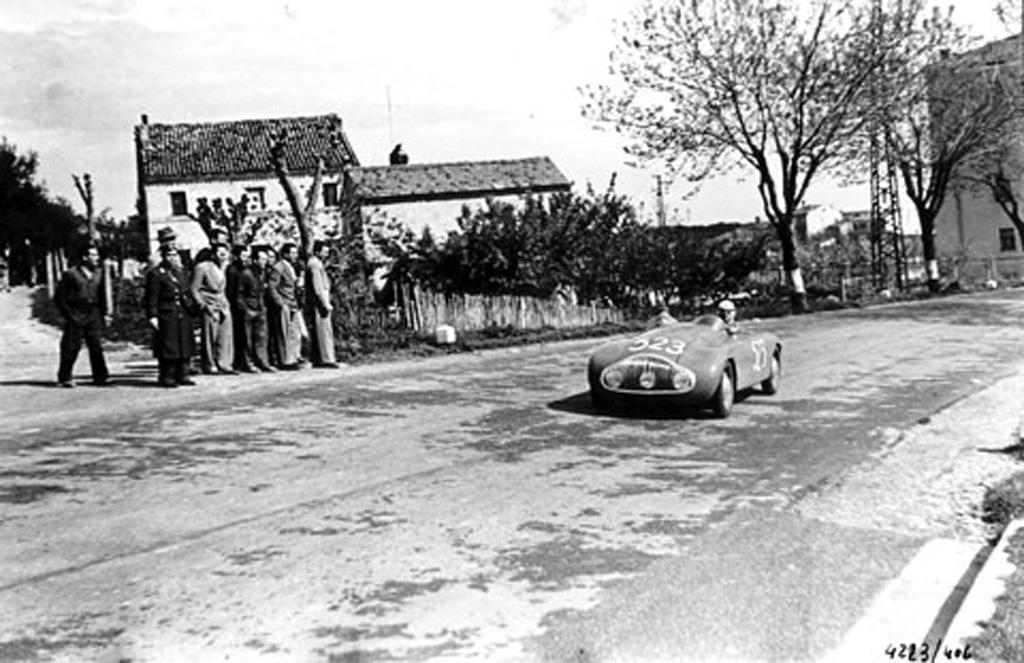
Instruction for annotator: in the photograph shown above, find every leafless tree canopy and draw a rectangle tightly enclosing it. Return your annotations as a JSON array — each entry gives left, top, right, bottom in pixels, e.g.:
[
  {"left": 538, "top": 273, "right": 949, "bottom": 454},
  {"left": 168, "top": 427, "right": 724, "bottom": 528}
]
[{"left": 583, "top": 0, "right": 925, "bottom": 306}]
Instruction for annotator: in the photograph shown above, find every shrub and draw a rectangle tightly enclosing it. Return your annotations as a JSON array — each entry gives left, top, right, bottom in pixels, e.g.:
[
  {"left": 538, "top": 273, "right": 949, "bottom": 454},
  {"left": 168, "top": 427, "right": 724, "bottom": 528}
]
[
  {"left": 982, "top": 472, "right": 1024, "bottom": 526},
  {"left": 106, "top": 278, "right": 152, "bottom": 346}
]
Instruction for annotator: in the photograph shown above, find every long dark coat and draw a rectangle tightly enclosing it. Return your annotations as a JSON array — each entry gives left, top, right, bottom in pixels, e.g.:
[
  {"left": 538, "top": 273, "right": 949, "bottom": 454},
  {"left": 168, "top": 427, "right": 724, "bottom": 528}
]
[{"left": 145, "top": 263, "right": 195, "bottom": 360}]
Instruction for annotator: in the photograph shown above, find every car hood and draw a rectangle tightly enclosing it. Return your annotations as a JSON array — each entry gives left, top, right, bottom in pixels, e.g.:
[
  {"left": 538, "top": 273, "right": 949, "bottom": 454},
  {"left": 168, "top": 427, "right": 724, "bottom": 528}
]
[{"left": 590, "top": 321, "right": 730, "bottom": 367}]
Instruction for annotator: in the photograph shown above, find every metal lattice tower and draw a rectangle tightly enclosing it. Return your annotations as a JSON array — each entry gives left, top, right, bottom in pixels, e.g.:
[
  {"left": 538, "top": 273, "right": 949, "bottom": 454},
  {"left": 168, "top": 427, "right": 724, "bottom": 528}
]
[
  {"left": 869, "top": 134, "right": 908, "bottom": 291},
  {"left": 868, "top": 0, "right": 908, "bottom": 291}
]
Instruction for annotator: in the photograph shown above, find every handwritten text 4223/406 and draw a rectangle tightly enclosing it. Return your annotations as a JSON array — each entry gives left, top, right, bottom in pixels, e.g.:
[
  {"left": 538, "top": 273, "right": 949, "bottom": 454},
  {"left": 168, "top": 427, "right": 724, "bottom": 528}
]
[{"left": 884, "top": 640, "right": 971, "bottom": 661}]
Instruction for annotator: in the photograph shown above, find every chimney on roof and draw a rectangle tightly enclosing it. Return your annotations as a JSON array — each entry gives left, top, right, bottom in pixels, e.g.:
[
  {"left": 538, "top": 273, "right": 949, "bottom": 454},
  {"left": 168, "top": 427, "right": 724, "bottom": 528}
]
[
  {"left": 389, "top": 143, "right": 409, "bottom": 165},
  {"left": 136, "top": 113, "right": 150, "bottom": 146}
]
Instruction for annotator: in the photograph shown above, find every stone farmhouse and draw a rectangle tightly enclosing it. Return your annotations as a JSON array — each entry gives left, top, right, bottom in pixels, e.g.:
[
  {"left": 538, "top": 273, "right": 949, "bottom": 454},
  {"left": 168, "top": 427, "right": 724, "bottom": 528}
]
[{"left": 134, "top": 113, "right": 572, "bottom": 255}]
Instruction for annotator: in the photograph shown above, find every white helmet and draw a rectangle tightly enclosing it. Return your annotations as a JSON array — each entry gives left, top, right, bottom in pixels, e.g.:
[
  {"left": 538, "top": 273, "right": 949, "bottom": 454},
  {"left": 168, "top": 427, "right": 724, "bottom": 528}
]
[{"left": 718, "top": 299, "right": 736, "bottom": 312}]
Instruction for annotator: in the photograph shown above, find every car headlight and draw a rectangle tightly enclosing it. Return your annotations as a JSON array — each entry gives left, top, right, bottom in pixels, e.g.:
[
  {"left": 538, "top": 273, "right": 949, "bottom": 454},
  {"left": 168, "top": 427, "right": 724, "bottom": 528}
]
[
  {"left": 671, "top": 370, "right": 691, "bottom": 390},
  {"left": 639, "top": 370, "right": 656, "bottom": 389},
  {"left": 603, "top": 368, "right": 624, "bottom": 389}
]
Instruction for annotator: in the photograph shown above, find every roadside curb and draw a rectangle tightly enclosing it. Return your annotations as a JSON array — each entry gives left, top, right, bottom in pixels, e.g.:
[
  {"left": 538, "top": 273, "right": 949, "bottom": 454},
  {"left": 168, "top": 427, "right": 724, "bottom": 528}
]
[
  {"left": 824, "top": 538, "right": 981, "bottom": 662},
  {"left": 943, "top": 518, "right": 1024, "bottom": 650}
]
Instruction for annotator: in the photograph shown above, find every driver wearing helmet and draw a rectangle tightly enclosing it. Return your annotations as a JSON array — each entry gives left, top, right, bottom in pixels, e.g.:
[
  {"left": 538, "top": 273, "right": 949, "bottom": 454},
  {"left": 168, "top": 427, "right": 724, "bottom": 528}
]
[{"left": 717, "top": 299, "right": 739, "bottom": 335}]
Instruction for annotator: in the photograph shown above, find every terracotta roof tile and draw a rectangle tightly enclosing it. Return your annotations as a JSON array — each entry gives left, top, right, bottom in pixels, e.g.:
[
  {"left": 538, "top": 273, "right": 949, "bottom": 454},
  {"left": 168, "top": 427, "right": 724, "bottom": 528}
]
[
  {"left": 136, "top": 114, "right": 359, "bottom": 184},
  {"left": 347, "top": 156, "right": 571, "bottom": 204}
]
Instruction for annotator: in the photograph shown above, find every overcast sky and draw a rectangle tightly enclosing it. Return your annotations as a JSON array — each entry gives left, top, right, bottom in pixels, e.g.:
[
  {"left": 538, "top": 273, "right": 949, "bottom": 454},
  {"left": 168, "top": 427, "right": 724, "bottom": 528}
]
[{"left": 0, "top": 0, "right": 1010, "bottom": 227}]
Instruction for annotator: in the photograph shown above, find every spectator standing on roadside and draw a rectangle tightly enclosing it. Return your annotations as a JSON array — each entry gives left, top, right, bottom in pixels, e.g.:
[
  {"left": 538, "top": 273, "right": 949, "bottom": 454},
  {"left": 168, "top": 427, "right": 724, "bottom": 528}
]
[
  {"left": 267, "top": 243, "right": 302, "bottom": 370},
  {"left": 149, "top": 226, "right": 178, "bottom": 268},
  {"left": 225, "top": 244, "right": 253, "bottom": 372},
  {"left": 263, "top": 246, "right": 281, "bottom": 368},
  {"left": 191, "top": 242, "right": 235, "bottom": 375},
  {"left": 305, "top": 240, "right": 338, "bottom": 368},
  {"left": 145, "top": 246, "right": 195, "bottom": 388},
  {"left": 235, "top": 246, "right": 275, "bottom": 372},
  {"left": 54, "top": 244, "right": 111, "bottom": 387}
]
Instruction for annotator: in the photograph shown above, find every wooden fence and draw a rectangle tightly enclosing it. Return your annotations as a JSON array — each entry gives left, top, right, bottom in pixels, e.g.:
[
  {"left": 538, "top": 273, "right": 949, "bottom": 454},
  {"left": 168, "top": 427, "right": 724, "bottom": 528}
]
[{"left": 412, "top": 289, "right": 624, "bottom": 332}]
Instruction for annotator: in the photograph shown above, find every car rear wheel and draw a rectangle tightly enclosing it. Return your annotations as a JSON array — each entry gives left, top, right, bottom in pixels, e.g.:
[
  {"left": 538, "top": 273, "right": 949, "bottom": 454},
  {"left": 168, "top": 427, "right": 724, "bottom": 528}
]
[
  {"left": 762, "top": 354, "right": 781, "bottom": 395},
  {"left": 711, "top": 366, "right": 734, "bottom": 418}
]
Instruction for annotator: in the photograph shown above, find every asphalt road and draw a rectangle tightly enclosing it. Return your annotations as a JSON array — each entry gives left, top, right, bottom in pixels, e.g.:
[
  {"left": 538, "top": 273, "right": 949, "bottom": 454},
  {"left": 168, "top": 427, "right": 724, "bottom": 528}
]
[{"left": 2, "top": 290, "right": 1024, "bottom": 662}]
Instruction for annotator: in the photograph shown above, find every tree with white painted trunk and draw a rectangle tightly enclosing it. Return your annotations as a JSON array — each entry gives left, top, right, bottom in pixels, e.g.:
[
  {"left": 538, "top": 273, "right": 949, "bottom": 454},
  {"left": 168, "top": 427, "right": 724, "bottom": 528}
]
[
  {"left": 583, "top": 0, "right": 918, "bottom": 311},
  {"left": 876, "top": 9, "right": 1024, "bottom": 291}
]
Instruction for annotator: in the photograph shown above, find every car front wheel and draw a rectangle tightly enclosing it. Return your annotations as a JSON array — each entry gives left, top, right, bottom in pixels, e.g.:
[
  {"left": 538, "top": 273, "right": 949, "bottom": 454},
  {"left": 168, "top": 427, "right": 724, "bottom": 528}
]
[{"left": 711, "top": 366, "right": 734, "bottom": 418}]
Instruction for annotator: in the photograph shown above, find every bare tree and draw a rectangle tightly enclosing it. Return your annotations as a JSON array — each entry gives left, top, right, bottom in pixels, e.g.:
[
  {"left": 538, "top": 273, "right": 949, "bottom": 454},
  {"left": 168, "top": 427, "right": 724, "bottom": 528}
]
[
  {"left": 878, "top": 9, "right": 1024, "bottom": 290},
  {"left": 270, "top": 132, "right": 324, "bottom": 259},
  {"left": 583, "top": 0, "right": 920, "bottom": 311},
  {"left": 72, "top": 173, "right": 94, "bottom": 240}
]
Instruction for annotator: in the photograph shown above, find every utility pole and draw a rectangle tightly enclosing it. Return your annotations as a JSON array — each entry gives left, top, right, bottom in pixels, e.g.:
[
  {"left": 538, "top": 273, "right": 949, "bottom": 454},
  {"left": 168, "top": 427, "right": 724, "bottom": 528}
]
[{"left": 655, "top": 174, "right": 666, "bottom": 227}]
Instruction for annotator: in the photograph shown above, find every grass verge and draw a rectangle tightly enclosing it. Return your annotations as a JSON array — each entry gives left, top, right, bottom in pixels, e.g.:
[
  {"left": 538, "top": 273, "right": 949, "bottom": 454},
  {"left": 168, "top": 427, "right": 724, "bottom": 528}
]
[{"left": 966, "top": 471, "right": 1024, "bottom": 662}]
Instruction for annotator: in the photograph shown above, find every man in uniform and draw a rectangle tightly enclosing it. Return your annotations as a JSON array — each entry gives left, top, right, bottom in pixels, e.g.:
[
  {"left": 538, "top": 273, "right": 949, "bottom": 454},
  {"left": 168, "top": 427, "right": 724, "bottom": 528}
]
[
  {"left": 191, "top": 242, "right": 235, "bottom": 374},
  {"left": 305, "top": 240, "right": 338, "bottom": 368},
  {"left": 145, "top": 246, "right": 196, "bottom": 387},
  {"left": 54, "top": 244, "right": 111, "bottom": 387},
  {"left": 149, "top": 227, "right": 177, "bottom": 268},
  {"left": 267, "top": 243, "right": 302, "bottom": 370}
]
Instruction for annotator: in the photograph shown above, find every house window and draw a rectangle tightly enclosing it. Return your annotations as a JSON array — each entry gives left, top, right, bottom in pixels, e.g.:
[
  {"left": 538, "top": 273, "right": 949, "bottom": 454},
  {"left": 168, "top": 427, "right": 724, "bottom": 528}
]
[
  {"left": 245, "top": 187, "right": 266, "bottom": 213},
  {"left": 323, "top": 182, "right": 339, "bottom": 207},
  {"left": 169, "top": 191, "right": 187, "bottom": 216},
  {"left": 999, "top": 228, "right": 1017, "bottom": 252}
]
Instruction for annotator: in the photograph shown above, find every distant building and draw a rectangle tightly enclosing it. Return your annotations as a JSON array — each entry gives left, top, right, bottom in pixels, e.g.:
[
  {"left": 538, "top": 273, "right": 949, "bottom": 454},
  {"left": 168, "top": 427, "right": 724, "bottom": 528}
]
[
  {"left": 343, "top": 156, "right": 572, "bottom": 240},
  {"left": 934, "top": 35, "right": 1024, "bottom": 281},
  {"left": 839, "top": 209, "right": 872, "bottom": 237},
  {"left": 792, "top": 204, "right": 842, "bottom": 243},
  {"left": 134, "top": 113, "right": 359, "bottom": 254}
]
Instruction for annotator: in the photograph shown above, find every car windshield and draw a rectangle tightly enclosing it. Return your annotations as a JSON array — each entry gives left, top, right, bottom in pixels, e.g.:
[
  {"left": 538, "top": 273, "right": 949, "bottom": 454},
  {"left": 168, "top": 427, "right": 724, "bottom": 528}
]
[{"left": 694, "top": 314, "right": 726, "bottom": 332}]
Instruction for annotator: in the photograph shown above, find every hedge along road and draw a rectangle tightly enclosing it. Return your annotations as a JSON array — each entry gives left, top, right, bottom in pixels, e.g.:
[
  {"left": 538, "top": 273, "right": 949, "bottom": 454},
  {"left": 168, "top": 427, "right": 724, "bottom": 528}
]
[{"left": 1, "top": 290, "right": 1024, "bottom": 662}]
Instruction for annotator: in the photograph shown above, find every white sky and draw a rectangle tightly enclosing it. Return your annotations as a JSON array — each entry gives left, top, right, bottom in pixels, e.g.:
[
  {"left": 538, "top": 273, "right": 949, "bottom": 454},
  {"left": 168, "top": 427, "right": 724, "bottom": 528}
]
[{"left": 0, "top": 0, "right": 1011, "bottom": 226}]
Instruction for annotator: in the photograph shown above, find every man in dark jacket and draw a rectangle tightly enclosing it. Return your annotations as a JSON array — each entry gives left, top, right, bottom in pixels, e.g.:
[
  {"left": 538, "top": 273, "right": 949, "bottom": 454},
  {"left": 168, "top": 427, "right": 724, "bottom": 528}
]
[
  {"left": 145, "top": 245, "right": 196, "bottom": 387},
  {"left": 54, "top": 244, "right": 110, "bottom": 387},
  {"left": 225, "top": 243, "right": 253, "bottom": 372},
  {"left": 235, "top": 246, "right": 275, "bottom": 372}
]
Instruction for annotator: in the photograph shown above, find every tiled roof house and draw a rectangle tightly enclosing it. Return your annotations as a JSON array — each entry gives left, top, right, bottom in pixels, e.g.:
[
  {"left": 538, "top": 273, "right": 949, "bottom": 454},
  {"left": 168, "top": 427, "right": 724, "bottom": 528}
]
[
  {"left": 135, "top": 113, "right": 359, "bottom": 253},
  {"left": 345, "top": 157, "right": 571, "bottom": 239},
  {"left": 135, "top": 112, "right": 572, "bottom": 253}
]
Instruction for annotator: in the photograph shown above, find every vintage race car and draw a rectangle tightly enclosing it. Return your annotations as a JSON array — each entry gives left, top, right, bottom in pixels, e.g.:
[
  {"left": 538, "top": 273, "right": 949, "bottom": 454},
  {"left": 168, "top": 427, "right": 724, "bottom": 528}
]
[{"left": 587, "top": 314, "right": 781, "bottom": 417}]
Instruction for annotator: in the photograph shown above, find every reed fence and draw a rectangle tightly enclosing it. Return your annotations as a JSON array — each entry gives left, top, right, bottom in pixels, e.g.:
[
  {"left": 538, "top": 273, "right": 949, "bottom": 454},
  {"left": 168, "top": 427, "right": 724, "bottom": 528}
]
[{"left": 410, "top": 288, "right": 623, "bottom": 332}]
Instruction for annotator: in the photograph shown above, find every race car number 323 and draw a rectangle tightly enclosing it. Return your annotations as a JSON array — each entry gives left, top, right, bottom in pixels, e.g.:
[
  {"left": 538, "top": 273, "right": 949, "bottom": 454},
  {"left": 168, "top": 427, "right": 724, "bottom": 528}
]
[{"left": 628, "top": 337, "right": 686, "bottom": 355}]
